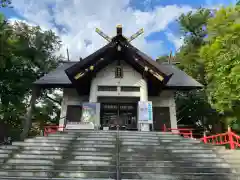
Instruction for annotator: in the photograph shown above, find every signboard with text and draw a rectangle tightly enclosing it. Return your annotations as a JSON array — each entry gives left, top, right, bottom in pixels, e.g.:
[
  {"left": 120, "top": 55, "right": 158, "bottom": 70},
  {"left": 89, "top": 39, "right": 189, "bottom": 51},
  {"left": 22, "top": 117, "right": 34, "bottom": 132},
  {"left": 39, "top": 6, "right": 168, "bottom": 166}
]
[
  {"left": 138, "top": 101, "right": 153, "bottom": 124},
  {"left": 65, "top": 103, "right": 100, "bottom": 130}
]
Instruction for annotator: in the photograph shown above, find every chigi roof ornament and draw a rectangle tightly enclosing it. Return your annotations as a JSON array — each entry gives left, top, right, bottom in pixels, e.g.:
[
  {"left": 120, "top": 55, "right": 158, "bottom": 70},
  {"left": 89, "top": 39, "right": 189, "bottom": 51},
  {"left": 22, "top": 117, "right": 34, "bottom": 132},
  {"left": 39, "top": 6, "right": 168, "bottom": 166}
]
[{"left": 95, "top": 25, "right": 144, "bottom": 43}]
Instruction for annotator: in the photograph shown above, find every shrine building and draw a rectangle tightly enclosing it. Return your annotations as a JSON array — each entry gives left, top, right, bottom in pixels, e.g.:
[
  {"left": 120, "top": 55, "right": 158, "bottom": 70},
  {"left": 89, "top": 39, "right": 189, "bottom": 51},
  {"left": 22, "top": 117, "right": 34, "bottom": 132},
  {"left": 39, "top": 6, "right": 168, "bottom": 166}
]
[{"left": 33, "top": 25, "right": 202, "bottom": 132}]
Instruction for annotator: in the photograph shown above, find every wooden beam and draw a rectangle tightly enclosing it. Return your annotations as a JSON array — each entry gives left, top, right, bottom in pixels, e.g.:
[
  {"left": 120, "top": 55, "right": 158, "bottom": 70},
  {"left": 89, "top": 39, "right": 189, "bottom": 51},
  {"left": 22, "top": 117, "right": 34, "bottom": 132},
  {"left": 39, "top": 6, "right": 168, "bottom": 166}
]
[
  {"left": 95, "top": 28, "right": 112, "bottom": 42},
  {"left": 74, "top": 72, "right": 85, "bottom": 80},
  {"left": 134, "top": 56, "right": 165, "bottom": 82},
  {"left": 149, "top": 69, "right": 164, "bottom": 81},
  {"left": 128, "top": 28, "right": 144, "bottom": 42}
]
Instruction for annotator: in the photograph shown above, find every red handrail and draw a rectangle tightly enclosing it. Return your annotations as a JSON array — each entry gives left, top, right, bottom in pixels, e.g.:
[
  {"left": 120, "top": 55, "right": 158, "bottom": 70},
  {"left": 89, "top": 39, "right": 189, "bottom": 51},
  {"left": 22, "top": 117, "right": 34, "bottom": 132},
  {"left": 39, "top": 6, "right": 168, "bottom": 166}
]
[
  {"left": 44, "top": 125, "right": 65, "bottom": 136},
  {"left": 163, "top": 124, "right": 193, "bottom": 138},
  {"left": 200, "top": 127, "right": 240, "bottom": 149}
]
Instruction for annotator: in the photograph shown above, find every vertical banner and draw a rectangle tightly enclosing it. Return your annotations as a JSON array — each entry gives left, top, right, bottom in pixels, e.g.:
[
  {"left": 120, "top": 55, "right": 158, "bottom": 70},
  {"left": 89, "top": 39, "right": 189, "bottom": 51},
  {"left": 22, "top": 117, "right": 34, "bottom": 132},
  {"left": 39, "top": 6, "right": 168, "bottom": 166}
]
[
  {"left": 81, "top": 103, "right": 100, "bottom": 126},
  {"left": 138, "top": 101, "right": 153, "bottom": 124}
]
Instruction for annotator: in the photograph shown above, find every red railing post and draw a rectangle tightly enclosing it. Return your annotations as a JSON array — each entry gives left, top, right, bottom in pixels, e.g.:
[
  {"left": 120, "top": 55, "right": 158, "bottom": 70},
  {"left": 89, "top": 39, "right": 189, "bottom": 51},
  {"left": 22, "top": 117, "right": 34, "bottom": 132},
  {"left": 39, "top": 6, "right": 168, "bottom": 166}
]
[
  {"left": 163, "top": 124, "right": 167, "bottom": 132},
  {"left": 228, "top": 126, "right": 235, "bottom": 150},
  {"left": 190, "top": 130, "right": 193, "bottom": 139},
  {"left": 203, "top": 131, "right": 207, "bottom": 144}
]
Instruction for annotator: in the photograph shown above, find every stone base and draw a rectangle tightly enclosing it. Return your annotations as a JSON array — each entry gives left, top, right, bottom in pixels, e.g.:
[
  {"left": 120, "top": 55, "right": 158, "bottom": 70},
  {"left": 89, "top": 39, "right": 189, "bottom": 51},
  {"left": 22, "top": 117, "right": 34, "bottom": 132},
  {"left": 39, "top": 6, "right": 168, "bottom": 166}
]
[
  {"left": 65, "top": 122, "right": 95, "bottom": 130},
  {"left": 139, "top": 123, "right": 150, "bottom": 131}
]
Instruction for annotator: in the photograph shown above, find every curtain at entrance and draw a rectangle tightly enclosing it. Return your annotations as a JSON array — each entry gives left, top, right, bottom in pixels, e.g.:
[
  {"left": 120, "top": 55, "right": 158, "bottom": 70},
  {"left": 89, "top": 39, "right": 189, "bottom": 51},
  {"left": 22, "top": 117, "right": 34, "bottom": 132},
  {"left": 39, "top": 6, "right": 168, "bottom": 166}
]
[
  {"left": 153, "top": 107, "right": 171, "bottom": 131},
  {"left": 66, "top": 105, "right": 82, "bottom": 124}
]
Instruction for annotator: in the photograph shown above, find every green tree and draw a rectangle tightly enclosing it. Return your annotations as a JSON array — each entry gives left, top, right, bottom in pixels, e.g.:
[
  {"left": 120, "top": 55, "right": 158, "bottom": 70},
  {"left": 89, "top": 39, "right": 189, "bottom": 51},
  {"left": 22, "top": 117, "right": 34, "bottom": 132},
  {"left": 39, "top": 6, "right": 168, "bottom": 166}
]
[
  {"left": 173, "top": 8, "right": 224, "bottom": 133},
  {"left": 0, "top": 15, "right": 63, "bottom": 140},
  {"left": 200, "top": 6, "right": 240, "bottom": 122},
  {"left": 177, "top": 8, "right": 211, "bottom": 84}
]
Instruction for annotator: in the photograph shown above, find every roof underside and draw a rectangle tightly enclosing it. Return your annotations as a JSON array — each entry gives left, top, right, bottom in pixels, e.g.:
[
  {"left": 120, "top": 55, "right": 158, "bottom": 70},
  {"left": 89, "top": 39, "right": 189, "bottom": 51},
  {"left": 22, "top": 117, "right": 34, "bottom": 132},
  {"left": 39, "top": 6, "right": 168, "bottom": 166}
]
[
  {"left": 65, "top": 36, "right": 173, "bottom": 89},
  {"left": 34, "top": 61, "right": 203, "bottom": 90}
]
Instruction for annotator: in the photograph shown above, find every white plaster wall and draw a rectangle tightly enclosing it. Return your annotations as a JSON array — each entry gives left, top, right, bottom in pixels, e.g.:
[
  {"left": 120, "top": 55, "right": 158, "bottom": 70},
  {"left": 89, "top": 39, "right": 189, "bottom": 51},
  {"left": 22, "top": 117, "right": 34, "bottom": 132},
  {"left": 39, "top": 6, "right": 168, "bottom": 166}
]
[
  {"left": 89, "top": 60, "right": 148, "bottom": 102},
  {"left": 59, "top": 88, "right": 89, "bottom": 130},
  {"left": 149, "top": 90, "right": 177, "bottom": 130}
]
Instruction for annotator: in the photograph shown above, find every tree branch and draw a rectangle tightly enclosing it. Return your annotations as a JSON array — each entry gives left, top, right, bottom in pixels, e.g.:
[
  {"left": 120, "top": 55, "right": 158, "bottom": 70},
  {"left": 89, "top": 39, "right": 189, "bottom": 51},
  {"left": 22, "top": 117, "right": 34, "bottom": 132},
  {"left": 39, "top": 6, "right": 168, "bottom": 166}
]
[{"left": 46, "top": 95, "right": 61, "bottom": 105}]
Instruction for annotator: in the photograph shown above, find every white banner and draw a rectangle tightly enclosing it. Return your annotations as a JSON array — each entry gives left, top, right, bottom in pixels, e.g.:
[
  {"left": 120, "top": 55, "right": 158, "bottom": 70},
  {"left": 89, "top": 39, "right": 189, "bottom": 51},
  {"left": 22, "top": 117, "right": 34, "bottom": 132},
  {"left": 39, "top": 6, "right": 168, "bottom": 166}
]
[{"left": 138, "top": 101, "right": 153, "bottom": 124}]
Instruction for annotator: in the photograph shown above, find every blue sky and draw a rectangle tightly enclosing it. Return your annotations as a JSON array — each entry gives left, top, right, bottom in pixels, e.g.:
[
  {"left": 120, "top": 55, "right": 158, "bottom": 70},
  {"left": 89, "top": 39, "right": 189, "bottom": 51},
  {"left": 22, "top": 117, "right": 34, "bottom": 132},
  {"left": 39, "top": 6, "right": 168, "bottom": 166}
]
[{"left": 0, "top": 0, "right": 236, "bottom": 59}]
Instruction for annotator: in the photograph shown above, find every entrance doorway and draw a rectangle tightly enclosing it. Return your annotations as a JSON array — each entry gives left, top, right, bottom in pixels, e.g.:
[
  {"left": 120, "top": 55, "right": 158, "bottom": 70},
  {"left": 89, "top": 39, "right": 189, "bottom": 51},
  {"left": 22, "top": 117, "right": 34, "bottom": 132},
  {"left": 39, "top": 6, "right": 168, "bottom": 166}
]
[{"left": 98, "top": 97, "right": 139, "bottom": 130}]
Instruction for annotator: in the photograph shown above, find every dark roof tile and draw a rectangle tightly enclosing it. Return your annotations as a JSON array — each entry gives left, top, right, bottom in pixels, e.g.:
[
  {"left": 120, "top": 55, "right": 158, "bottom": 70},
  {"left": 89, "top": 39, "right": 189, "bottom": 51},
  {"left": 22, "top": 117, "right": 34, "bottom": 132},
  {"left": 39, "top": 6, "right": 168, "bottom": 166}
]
[{"left": 34, "top": 62, "right": 203, "bottom": 89}]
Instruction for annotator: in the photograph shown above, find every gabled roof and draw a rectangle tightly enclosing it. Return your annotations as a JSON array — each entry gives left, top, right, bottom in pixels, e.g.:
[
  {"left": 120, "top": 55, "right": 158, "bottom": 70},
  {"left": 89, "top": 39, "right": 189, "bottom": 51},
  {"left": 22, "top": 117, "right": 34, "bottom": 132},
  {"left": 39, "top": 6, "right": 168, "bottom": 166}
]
[
  {"left": 34, "top": 61, "right": 203, "bottom": 90},
  {"left": 34, "top": 26, "right": 203, "bottom": 90},
  {"left": 64, "top": 35, "right": 173, "bottom": 87}
]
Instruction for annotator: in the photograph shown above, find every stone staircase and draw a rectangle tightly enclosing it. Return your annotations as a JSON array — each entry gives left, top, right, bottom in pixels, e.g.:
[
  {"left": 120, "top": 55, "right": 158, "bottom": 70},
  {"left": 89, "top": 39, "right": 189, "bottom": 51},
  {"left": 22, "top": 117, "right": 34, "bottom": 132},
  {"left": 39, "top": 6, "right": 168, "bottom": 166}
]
[
  {"left": 0, "top": 130, "right": 239, "bottom": 179},
  {"left": 118, "top": 131, "right": 240, "bottom": 180}
]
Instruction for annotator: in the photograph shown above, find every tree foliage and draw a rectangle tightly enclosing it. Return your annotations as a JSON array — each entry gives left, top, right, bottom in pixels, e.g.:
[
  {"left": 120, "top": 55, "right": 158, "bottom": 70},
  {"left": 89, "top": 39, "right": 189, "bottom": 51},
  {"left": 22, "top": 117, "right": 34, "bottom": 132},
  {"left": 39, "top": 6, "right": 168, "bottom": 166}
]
[
  {"left": 174, "top": 5, "right": 240, "bottom": 130},
  {"left": 0, "top": 13, "right": 63, "bottom": 140},
  {"left": 200, "top": 6, "right": 240, "bottom": 121},
  {"left": 171, "top": 8, "right": 224, "bottom": 133},
  {"left": 177, "top": 8, "right": 211, "bottom": 85}
]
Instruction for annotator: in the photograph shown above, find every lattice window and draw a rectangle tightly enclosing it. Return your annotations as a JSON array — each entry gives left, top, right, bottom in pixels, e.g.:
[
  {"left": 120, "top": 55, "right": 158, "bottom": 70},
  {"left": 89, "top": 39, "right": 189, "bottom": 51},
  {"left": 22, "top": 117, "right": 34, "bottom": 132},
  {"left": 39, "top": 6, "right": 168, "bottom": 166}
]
[
  {"left": 98, "top": 86, "right": 118, "bottom": 92},
  {"left": 115, "top": 66, "right": 123, "bottom": 78},
  {"left": 120, "top": 86, "right": 140, "bottom": 92}
]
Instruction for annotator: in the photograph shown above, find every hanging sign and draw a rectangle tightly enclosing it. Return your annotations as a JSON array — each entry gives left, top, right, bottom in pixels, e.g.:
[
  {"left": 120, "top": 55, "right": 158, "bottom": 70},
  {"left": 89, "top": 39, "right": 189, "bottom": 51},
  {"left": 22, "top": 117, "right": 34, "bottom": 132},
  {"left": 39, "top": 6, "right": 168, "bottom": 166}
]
[
  {"left": 65, "top": 103, "right": 100, "bottom": 130},
  {"left": 138, "top": 101, "right": 153, "bottom": 124},
  {"left": 81, "top": 103, "right": 100, "bottom": 125}
]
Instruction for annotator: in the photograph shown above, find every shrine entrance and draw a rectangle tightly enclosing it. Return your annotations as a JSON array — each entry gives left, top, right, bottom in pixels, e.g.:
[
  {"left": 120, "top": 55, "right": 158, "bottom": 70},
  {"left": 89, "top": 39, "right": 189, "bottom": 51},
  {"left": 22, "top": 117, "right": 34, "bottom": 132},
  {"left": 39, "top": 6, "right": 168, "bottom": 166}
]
[{"left": 98, "top": 97, "right": 139, "bottom": 130}]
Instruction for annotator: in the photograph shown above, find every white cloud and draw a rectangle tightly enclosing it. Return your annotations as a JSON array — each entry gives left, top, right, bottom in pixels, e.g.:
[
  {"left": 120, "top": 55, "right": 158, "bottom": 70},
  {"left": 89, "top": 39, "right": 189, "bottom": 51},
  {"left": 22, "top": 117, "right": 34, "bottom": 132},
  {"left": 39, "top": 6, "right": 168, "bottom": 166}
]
[
  {"left": 11, "top": 0, "right": 192, "bottom": 60},
  {"left": 165, "top": 32, "right": 184, "bottom": 50}
]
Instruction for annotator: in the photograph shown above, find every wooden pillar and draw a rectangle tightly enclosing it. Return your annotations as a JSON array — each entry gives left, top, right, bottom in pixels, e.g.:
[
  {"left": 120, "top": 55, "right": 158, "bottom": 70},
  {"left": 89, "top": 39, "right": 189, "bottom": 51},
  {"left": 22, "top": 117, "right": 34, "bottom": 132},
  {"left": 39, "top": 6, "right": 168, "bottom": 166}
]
[{"left": 20, "top": 86, "right": 40, "bottom": 140}]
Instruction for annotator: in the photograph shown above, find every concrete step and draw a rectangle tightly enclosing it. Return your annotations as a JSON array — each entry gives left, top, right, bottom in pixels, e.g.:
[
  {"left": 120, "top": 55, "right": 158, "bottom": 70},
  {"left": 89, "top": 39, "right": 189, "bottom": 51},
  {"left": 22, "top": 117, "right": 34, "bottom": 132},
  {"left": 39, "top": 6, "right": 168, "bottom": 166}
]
[
  {"left": 12, "top": 142, "right": 71, "bottom": 147},
  {"left": 4, "top": 159, "right": 115, "bottom": 166},
  {"left": 0, "top": 147, "right": 118, "bottom": 156},
  {"left": 119, "top": 152, "right": 217, "bottom": 158},
  {"left": 16, "top": 141, "right": 116, "bottom": 146},
  {"left": 121, "top": 142, "right": 159, "bottom": 146},
  {"left": 10, "top": 144, "right": 116, "bottom": 149},
  {"left": 15, "top": 150, "right": 114, "bottom": 156},
  {"left": 170, "top": 149, "right": 213, "bottom": 153},
  {"left": 66, "top": 160, "right": 115, "bottom": 166},
  {"left": 121, "top": 172, "right": 239, "bottom": 180},
  {"left": 119, "top": 131, "right": 173, "bottom": 135},
  {"left": 13, "top": 154, "right": 62, "bottom": 160},
  {"left": 159, "top": 139, "right": 200, "bottom": 143},
  {"left": 1, "top": 164, "right": 116, "bottom": 171},
  {"left": 76, "top": 137, "right": 115, "bottom": 141},
  {"left": 119, "top": 135, "right": 159, "bottom": 139},
  {"left": 58, "top": 171, "right": 115, "bottom": 178},
  {"left": 119, "top": 154, "right": 220, "bottom": 161},
  {"left": 48, "top": 132, "right": 115, "bottom": 137},
  {"left": 0, "top": 145, "right": 20, "bottom": 151},
  {"left": 0, "top": 170, "right": 115, "bottom": 178},
  {"left": 120, "top": 149, "right": 214, "bottom": 154},
  {"left": 120, "top": 139, "right": 159, "bottom": 142},
  {"left": 120, "top": 166, "right": 234, "bottom": 173},
  {"left": 28, "top": 138, "right": 116, "bottom": 144},
  {"left": 7, "top": 155, "right": 114, "bottom": 161},
  {"left": 120, "top": 161, "right": 232, "bottom": 168},
  {"left": 120, "top": 158, "right": 226, "bottom": 163},
  {"left": 120, "top": 146, "right": 212, "bottom": 151},
  {"left": 63, "top": 130, "right": 116, "bottom": 134},
  {"left": 0, "top": 178, "right": 113, "bottom": 180},
  {"left": 73, "top": 144, "right": 116, "bottom": 148},
  {"left": 71, "top": 147, "right": 116, "bottom": 152},
  {"left": 6, "top": 159, "right": 56, "bottom": 165},
  {"left": 35, "top": 136, "right": 77, "bottom": 141},
  {"left": 73, "top": 155, "right": 114, "bottom": 161}
]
